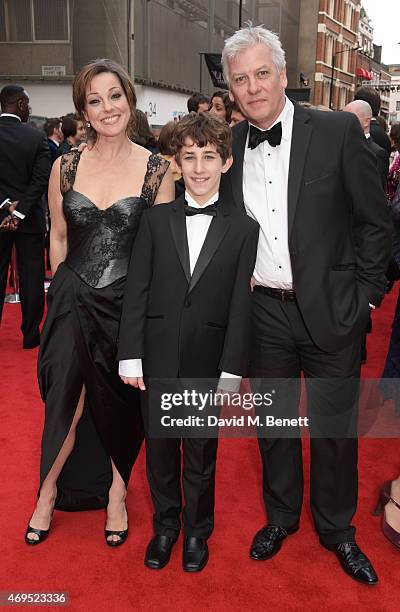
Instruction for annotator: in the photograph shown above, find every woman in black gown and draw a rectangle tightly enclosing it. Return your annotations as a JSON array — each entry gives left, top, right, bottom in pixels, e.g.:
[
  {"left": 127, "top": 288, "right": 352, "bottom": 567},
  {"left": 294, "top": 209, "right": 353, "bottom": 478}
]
[{"left": 25, "top": 59, "right": 174, "bottom": 545}]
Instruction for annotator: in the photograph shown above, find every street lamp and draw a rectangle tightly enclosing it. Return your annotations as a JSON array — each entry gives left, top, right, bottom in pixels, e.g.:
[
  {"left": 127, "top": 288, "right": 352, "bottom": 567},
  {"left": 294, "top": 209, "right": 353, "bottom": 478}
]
[{"left": 329, "top": 45, "right": 360, "bottom": 110}]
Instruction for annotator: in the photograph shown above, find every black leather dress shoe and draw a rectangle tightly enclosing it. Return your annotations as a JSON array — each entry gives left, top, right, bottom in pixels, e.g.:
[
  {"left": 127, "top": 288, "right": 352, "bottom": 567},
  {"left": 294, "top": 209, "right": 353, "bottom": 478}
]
[
  {"left": 250, "top": 524, "right": 299, "bottom": 560},
  {"left": 329, "top": 542, "right": 378, "bottom": 585},
  {"left": 144, "top": 535, "right": 176, "bottom": 570},
  {"left": 182, "top": 537, "right": 209, "bottom": 572}
]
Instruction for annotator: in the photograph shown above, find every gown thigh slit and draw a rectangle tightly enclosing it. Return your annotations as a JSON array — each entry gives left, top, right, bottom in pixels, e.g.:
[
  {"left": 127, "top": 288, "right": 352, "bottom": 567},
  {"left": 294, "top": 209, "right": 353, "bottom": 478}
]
[{"left": 37, "top": 150, "right": 170, "bottom": 512}]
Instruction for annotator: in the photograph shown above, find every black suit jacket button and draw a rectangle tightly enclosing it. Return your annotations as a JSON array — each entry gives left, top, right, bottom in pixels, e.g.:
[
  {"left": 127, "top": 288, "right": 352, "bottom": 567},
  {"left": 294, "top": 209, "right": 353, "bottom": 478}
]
[{"left": 185, "top": 298, "right": 191, "bottom": 307}]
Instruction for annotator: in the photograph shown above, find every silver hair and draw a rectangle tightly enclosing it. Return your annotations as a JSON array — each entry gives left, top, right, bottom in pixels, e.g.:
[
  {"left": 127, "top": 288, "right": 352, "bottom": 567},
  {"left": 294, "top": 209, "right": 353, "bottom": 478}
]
[{"left": 222, "top": 23, "right": 286, "bottom": 86}]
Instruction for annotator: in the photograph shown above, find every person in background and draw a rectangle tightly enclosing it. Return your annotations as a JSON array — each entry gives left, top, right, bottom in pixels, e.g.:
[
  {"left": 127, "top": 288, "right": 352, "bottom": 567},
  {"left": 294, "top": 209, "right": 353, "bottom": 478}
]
[
  {"left": 230, "top": 100, "right": 246, "bottom": 126},
  {"left": 44, "top": 117, "right": 63, "bottom": 164},
  {"left": 387, "top": 124, "right": 400, "bottom": 201},
  {"left": 158, "top": 120, "right": 184, "bottom": 198},
  {"left": 131, "top": 109, "right": 159, "bottom": 153},
  {"left": 343, "top": 100, "right": 389, "bottom": 191},
  {"left": 58, "top": 114, "right": 86, "bottom": 155},
  {"left": 354, "top": 86, "right": 391, "bottom": 156},
  {"left": 0, "top": 84, "right": 51, "bottom": 349},
  {"left": 187, "top": 92, "right": 210, "bottom": 114},
  {"left": 208, "top": 90, "right": 233, "bottom": 124}
]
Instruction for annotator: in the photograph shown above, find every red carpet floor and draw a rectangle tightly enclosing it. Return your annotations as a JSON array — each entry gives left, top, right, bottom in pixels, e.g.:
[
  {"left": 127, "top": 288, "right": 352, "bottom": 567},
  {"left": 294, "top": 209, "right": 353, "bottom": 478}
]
[{"left": 0, "top": 291, "right": 399, "bottom": 611}]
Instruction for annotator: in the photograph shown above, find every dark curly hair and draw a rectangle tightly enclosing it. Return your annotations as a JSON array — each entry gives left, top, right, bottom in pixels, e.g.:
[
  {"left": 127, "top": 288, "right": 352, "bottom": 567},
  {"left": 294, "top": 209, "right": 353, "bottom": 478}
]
[{"left": 171, "top": 112, "right": 232, "bottom": 163}]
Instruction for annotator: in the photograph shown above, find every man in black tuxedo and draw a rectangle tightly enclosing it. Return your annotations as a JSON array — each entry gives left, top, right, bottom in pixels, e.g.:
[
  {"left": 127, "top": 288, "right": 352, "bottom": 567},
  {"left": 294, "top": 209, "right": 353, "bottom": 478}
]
[
  {"left": 343, "top": 99, "right": 389, "bottom": 191},
  {"left": 44, "top": 117, "right": 63, "bottom": 164},
  {"left": 117, "top": 113, "right": 259, "bottom": 572},
  {"left": 0, "top": 85, "right": 51, "bottom": 348},
  {"left": 354, "top": 86, "right": 392, "bottom": 157},
  {"left": 220, "top": 25, "right": 392, "bottom": 584}
]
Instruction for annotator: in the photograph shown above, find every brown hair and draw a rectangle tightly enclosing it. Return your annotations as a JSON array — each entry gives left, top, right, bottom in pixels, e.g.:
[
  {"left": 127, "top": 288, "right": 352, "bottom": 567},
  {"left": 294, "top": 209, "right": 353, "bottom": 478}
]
[
  {"left": 158, "top": 121, "right": 177, "bottom": 156},
  {"left": 171, "top": 112, "right": 232, "bottom": 163},
  {"left": 210, "top": 90, "right": 234, "bottom": 123},
  {"left": 72, "top": 58, "right": 136, "bottom": 144}
]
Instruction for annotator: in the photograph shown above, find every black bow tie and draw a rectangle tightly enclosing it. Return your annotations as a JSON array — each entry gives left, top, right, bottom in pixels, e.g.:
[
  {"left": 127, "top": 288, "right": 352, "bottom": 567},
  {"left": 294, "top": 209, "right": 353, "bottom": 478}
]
[
  {"left": 248, "top": 122, "right": 282, "bottom": 149},
  {"left": 184, "top": 204, "right": 217, "bottom": 217}
]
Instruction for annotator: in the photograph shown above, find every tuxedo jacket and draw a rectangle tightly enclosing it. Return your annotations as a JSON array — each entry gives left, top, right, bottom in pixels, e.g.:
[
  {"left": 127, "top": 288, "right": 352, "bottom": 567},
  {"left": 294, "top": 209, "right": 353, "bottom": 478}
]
[
  {"left": 367, "top": 136, "right": 389, "bottom": 191},
  {"left": 221, "top": 104, "right": 392, "bottom": 352},
  {"left": 0, "top": 116, "right": 51, "bottom": 233},
  {"left": 370, "top": 119, "right": 392, "bottom": 157},
  {"left": 117, "top": 194, "right": 259, "bottom": 378}
]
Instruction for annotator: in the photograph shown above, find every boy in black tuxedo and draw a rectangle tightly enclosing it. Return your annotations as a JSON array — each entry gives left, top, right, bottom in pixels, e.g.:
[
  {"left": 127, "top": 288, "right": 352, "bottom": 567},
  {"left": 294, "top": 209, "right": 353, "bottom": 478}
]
[{"left": 117, "top": 113, "right": 259, "bottom": 572}]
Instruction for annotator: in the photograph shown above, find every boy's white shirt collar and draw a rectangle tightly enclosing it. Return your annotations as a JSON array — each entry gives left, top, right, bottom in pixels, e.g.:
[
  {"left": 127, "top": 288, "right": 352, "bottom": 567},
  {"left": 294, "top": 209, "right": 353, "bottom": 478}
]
[{"left": 185, "top": 190, "right": 219, "bottom": 208}]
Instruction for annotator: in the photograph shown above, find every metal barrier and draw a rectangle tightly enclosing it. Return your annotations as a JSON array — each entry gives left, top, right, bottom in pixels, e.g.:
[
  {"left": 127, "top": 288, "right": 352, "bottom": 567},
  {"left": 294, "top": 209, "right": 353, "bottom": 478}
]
[{"left": 4, "top": 245, "right": 20, "bottom": 303}]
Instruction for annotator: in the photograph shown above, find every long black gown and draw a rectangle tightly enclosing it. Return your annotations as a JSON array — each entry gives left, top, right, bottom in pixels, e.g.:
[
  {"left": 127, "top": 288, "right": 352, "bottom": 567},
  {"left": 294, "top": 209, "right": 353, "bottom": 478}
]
[{"left": 37, "top": 149, "right": 169, "bottom": 511}]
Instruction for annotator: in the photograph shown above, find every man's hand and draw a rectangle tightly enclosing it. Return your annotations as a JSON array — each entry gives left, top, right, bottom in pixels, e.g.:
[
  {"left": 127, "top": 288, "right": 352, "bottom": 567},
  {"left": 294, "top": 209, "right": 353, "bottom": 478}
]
[
  {"left": 0, "top": 214, "right": 19, "bottom": 231},
  {"left": 120, "top": 375, "right": 146, "bottom": 391}
]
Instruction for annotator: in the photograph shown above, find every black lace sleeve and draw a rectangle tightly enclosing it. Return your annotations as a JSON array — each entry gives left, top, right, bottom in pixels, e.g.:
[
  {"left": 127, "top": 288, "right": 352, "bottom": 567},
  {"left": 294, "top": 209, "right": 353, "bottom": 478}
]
[
  {"left": 60, "top": 150, "right": 81, "bottom": 195},
  {"left": 140, "top": 154, "right": 170, "bottom": 207}
]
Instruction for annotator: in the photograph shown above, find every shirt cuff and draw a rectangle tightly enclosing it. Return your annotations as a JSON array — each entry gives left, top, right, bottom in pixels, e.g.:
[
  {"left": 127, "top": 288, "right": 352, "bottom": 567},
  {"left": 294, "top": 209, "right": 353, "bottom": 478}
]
[
  {"left": 119, "top": 359, "right": 143, "bottom": 378},
  {"left": 218, "top": 371, "right": 242, "bottom": 393},
  {"left": 0, "top": 198, "right": 11, "bottom": 209},
  {"left": 12, "top": 210, "right": 25, "bottom": 220}
]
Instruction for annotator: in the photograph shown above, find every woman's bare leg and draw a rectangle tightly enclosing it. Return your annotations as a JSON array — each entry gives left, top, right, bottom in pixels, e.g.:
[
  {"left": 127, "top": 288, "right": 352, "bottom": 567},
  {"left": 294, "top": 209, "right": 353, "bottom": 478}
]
[
  {"left": 106, "top": 461, "right": 128, "bottom": 543},
  {"left": 26, "top": 387, "right": 86, "bottom": 541}
]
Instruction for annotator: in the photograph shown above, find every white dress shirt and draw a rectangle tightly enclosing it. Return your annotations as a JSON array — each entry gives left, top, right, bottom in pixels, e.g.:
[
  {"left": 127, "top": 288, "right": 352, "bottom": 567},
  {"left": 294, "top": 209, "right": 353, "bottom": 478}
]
[
  {"left": 118, "top": 191, "right": 241, "bottom": 388},
  {"left": 243, "top": 96, "right": 294, "bottom": 289}
]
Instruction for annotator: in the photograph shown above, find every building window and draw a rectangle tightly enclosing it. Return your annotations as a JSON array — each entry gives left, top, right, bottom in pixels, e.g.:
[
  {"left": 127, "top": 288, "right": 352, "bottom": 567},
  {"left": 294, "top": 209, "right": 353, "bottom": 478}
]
[
  {"left": 0, "top": 0, "right": 69, "bottom": 42},
  {"left": 323, "top": 80, "right": 330, "bottom": 107},
  {"left": 325, "top": 34, "right": 334, "bottom": 65},
  {"left": 396, "top": 101, "right": 400, "bottom": 112}
]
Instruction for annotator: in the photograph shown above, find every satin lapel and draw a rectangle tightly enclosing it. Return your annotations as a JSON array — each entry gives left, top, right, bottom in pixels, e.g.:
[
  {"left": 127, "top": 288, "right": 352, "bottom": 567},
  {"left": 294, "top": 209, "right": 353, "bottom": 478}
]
[
  {"left": 230, "top": 121, "right": 248, "bottom": 210},
  {"left": 188, "top": 207, "right": 231, "bottom": 294},
  {"left": 287, "top": 105, "right": 312, "bottom": 240},
  {"left": 169, "top": 197, "right": 191, "bottom": 283}
]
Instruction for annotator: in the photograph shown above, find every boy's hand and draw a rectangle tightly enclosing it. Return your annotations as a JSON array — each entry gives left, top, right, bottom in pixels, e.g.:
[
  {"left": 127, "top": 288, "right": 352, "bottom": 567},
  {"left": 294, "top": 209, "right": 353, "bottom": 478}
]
[{"left": 120, "top": 375, "right": 146, "bottom": 391}]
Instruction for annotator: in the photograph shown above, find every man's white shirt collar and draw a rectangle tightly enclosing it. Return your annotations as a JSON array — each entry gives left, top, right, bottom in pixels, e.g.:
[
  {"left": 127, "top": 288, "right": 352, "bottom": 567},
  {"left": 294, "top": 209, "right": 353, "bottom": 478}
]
[{"left": 0, "top": 113, "right": 21, "bottom": 121}]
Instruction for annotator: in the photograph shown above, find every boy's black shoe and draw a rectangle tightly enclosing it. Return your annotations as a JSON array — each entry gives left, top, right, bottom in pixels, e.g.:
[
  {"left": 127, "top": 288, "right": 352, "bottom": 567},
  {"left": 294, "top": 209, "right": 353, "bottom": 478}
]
[{"left": 182, "top": 536, "right": 209, "bottom": 572}]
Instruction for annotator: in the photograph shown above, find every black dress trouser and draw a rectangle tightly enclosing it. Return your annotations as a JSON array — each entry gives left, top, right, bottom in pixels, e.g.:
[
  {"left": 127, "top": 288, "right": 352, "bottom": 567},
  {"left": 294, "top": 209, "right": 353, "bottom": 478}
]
[
  {"left": 0, "top": 231, "right": 45, "bottom": 347},
  {"left": 142, "top": 392, "right": 218, "bottom": 540},
  {"left": 250, "top": 290, "right": 361, "bottom": 547}
]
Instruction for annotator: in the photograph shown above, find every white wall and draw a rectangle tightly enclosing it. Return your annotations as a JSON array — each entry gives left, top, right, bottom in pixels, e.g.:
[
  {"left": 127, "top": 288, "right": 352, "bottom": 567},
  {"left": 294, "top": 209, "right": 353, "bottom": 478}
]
[
  {"left": 0, "top": 81, "right": 75, "bottom": 117},
  {"left": 0, "top": 80, "right": 189, "bottom": 126},
  {"left": 135, "top": 85, "right": 188, "bottom": 127}
]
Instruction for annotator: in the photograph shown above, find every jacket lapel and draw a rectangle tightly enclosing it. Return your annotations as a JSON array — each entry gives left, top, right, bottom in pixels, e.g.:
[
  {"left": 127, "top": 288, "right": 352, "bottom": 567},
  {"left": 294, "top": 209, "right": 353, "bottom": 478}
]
[
  {"left": 287, "top": 104, "right": 312, "bottom": 239},
  {"left": 230, "top": 120, "right": 248, "bottom": 210},
  {"left": 169, "top": 195, "right": 191, "bottom": 283},
  {"left": 188, "top": 198, "right": 231, "bottom": 294}
]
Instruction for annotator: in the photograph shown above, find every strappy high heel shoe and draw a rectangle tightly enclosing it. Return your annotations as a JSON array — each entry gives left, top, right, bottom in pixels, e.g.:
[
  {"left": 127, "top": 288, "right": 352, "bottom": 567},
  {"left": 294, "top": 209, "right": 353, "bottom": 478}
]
[
  {"left": 25, "top": 489, "right": 56, "bottom": 546},
  {"left": 374, "top": 481, "right": 400, "bottom": 549},
  {"left": 105, "top": 504, "right": 128, "bottom": 547},
  {"left": 25, "top": 511, "right": 54, "bottom": 546},
  {"left": 105, "top": 526, "right": 129, "bottom": 547}
]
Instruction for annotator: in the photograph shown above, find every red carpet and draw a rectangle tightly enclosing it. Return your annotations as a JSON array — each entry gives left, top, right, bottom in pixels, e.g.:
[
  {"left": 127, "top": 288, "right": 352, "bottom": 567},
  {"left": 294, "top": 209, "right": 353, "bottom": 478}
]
[{"left": 0, "top": 292, "right": 399, "bottom": 611}]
